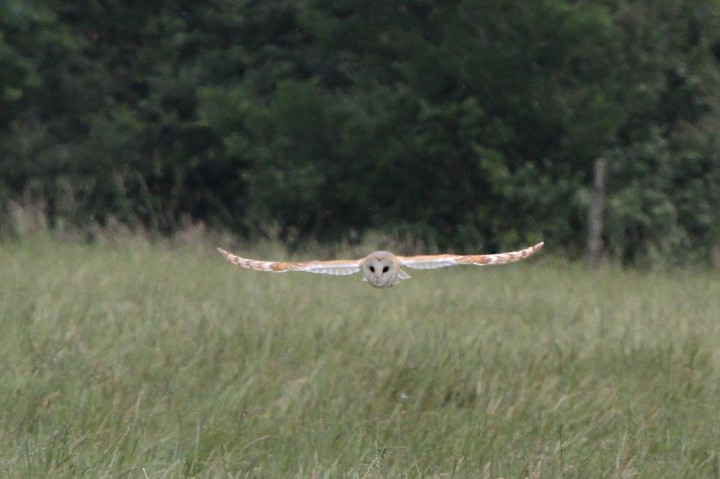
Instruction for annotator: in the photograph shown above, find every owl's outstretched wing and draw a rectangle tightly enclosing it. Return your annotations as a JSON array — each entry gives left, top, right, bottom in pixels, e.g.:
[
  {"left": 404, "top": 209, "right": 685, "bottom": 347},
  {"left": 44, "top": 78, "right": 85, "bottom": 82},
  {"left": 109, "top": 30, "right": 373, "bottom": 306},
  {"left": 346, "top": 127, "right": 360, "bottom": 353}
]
[
  {"left": 217, "top": 248, "right": 362, "bottom": 276},
  {"left": 398, "top": 242, "right": 544, "bottom": 270}
]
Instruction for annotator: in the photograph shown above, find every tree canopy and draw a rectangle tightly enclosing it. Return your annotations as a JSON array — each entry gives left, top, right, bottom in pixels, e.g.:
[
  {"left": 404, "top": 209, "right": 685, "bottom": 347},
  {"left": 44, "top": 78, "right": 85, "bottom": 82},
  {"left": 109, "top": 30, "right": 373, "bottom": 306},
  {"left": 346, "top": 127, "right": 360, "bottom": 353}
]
[{"left": 1, "top": 0, "right": 720, "bottom": 265}]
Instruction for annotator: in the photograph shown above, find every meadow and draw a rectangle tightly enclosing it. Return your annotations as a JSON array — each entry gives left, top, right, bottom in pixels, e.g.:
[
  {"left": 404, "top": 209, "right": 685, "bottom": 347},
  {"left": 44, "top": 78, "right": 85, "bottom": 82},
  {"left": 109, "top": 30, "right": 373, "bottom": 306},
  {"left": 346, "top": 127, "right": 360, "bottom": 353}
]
[{"left": 1, "top": 236, "right": 719, "bottom": 478}]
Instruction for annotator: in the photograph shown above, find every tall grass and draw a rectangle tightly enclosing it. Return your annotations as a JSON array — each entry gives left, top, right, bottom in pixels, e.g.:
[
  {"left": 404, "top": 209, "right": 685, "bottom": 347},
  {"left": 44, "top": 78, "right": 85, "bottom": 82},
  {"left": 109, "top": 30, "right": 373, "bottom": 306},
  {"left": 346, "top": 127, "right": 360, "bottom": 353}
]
[{"left": 1, "top": 237, "right": 719, "bottom": 477}]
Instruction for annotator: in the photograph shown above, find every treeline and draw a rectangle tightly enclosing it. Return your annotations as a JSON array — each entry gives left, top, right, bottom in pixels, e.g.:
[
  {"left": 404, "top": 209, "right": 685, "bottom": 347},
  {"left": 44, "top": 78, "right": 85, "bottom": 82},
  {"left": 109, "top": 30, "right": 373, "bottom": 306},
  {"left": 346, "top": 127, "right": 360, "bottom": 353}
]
[{"left": 1, "top": 0, "right": 720, "bottom": 264}]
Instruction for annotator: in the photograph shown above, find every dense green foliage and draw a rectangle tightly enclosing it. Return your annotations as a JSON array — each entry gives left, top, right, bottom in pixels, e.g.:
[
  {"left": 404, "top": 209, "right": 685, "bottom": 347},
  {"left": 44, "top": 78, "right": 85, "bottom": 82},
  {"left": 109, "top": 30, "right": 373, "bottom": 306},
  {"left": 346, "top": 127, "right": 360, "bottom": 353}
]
[
  {"left": 1, "top": 1, "right": 720, "bottom": 263},
  {"left": 2, "top": 238, "right": 720, "bottom": 477}
]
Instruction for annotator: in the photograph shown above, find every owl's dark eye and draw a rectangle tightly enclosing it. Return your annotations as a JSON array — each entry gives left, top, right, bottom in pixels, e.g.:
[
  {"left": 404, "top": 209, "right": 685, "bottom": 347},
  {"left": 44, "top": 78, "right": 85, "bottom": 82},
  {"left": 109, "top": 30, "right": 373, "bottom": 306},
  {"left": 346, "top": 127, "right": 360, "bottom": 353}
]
[
  {"left": 382, "top": 266, "right": 389, "bottom": 273},
  {"left": 369, "top": 266, "right": 375, "bottom": 273}
]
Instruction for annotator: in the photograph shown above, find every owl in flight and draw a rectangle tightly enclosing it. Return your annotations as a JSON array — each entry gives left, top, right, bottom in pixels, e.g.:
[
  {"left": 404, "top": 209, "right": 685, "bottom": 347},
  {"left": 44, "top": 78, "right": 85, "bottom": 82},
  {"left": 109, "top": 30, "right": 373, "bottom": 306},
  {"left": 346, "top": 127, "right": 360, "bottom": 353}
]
[{"left": 217, "top": 241, "right": 544, "bottom": 288}]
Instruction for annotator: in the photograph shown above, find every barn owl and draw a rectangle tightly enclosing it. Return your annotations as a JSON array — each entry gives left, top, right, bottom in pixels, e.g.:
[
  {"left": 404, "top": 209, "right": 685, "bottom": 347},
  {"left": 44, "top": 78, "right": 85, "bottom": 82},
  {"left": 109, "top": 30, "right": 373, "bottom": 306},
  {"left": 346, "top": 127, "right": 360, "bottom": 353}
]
[{"left": 217, "top": 241, "right": 544, "bottom": 288}]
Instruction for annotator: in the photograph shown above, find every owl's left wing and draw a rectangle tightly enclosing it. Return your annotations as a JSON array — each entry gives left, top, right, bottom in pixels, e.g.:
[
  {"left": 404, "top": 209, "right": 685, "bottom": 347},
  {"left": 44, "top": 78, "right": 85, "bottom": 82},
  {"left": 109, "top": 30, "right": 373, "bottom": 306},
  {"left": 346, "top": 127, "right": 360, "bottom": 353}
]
[
  {"left": 217, "top": 248, "right": 362, "bottom": 276},
  {"left": 398, "top": 242, "right": 544, "bottom": 270}
]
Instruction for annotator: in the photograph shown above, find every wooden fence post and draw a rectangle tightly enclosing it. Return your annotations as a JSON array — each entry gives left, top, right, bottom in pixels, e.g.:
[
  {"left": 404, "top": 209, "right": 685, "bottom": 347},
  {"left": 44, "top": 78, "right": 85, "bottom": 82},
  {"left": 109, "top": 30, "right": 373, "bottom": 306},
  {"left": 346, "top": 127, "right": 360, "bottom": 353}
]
[{"left": 587, "top": 157, "right": 607, "bottom": 269}]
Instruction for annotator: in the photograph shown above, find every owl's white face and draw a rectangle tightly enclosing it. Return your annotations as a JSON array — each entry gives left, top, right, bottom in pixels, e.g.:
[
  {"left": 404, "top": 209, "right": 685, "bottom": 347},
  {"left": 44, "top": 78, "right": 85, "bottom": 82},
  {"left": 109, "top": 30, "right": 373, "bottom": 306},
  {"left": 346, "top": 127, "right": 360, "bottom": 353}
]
[{"left": 361, "top": 251, "right": 401, "bottom": 288}]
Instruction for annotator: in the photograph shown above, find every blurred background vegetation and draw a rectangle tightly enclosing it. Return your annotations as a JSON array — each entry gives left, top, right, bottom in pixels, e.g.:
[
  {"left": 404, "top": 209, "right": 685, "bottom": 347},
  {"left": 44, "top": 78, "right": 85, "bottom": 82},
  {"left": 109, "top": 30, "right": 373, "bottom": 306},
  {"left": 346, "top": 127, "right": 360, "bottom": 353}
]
[{"left": 1, "top": 0, "right": 719, "bottom": 265}]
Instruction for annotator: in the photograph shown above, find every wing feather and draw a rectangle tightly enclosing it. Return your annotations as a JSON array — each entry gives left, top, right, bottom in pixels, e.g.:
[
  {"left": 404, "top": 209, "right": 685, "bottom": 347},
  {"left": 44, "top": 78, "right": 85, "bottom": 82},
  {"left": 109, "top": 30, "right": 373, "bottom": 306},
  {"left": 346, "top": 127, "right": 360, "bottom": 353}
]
[
  {"left": 217, "top": 248, "right": 362, "bottom": 276},
  {"left": 399, "top": 242, "right": 544, "bottom": 270}
]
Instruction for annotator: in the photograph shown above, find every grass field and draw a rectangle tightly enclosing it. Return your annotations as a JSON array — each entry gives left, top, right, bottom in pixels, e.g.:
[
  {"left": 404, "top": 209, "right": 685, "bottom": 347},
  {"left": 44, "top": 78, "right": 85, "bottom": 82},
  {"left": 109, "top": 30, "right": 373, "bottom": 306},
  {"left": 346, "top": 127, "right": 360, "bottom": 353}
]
[{"left": 1, "top": 237, "right": 720, "bottom": 478}]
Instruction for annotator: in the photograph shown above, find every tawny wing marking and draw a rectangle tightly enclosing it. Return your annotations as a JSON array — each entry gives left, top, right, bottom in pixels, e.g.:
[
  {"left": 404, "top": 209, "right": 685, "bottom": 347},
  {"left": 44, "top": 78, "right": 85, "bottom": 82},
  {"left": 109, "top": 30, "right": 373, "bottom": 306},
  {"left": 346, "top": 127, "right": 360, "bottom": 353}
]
[
  {"left": 398, "top": 242, "right": 544, "bottom": 270},
  {"left": 217, "top": 248, "right": 362, "bottom": 276}
]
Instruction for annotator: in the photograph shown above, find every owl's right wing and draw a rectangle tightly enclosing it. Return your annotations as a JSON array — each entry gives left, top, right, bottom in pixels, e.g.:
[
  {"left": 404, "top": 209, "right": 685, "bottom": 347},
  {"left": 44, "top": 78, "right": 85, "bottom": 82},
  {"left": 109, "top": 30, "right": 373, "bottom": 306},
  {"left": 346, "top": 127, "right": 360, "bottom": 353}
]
[
  {"left": 217, "top": 248, "right": 362, "bottom": 276},
  {"left": 399, "top": 242, "right": 544, "bottom": 270}
]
